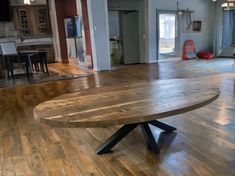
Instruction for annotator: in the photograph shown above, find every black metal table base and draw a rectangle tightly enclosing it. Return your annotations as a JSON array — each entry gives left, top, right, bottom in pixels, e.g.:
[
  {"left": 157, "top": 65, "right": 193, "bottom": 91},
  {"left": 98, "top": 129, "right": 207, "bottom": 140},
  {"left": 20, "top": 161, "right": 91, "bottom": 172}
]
[{"left": 96, "top": 120, "right": 177, "bottom": 154}]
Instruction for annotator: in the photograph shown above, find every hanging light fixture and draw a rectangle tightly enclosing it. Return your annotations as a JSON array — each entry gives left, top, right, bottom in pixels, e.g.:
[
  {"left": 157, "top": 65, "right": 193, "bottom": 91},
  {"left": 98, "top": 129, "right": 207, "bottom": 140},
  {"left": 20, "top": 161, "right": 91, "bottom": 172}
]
[
  {"left": 24, "top": 0, "right": 31, "bottom": 5},
  {"left": 221, "top": 0, "right": 235, "bottom": 10}
]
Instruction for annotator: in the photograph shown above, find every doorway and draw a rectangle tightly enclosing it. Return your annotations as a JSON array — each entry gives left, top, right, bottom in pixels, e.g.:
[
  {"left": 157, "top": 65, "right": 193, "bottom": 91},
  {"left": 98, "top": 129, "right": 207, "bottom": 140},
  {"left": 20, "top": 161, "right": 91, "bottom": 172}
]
[
  {"left": 121, "top": 11, "right": 140, "bottom": 64},
  {"left": 108, "top": 10, "right": 140, "bottom": 66},
  {"left": 157, "top": 12, "right": 178, "bottom": 61}
]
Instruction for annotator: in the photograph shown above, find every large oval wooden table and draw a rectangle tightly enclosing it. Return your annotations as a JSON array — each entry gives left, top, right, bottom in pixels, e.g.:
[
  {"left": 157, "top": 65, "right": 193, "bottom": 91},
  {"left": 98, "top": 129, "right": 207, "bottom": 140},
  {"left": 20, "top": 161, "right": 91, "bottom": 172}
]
[{"left": 34, "top": 78, "right": 220, "bottom": 154}]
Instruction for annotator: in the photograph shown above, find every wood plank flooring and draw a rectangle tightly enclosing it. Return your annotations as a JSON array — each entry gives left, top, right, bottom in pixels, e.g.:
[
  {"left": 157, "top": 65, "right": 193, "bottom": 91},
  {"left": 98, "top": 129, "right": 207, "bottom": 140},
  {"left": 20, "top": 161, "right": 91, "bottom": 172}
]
[
  {"left": 48, "top": 63, "right": 93, "bottom": 78},
  {"left": 1, "top": 58, "right": 235, "bottom": 176}
]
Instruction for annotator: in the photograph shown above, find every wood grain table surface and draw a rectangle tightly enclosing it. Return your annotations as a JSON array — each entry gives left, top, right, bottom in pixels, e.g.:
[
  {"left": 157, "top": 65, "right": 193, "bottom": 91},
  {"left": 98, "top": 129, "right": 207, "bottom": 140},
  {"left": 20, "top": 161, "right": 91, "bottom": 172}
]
[{"left": 34, "top": 78, "right": 220, "bottom": 128}]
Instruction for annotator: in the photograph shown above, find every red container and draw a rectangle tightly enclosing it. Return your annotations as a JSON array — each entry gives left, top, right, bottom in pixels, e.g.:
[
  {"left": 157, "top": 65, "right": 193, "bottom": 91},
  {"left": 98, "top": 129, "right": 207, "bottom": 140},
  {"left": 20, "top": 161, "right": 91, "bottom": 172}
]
[{"left": 182, "top": 40, "right": 197, "bottom": 60}]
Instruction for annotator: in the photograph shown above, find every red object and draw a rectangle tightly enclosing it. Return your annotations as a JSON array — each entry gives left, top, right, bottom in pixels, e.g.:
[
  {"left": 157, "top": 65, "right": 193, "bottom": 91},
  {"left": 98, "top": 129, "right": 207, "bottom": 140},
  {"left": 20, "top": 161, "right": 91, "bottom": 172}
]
[
  {"left": 197, "top": 51, "right": 214, "bottom": 59},
  {"left": 182, "top": 40, "right": 197, "bottom": 60}
]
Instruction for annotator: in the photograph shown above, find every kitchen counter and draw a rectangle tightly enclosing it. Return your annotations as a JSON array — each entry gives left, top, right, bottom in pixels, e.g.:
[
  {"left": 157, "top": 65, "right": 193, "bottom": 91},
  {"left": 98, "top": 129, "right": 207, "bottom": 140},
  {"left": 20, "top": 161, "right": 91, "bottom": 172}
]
[
  {"left": 0, "top": 37, "right": 53, "bottom": 46},
  {"left": 0, "top": 36, "right": 55, "bottom": 63}
]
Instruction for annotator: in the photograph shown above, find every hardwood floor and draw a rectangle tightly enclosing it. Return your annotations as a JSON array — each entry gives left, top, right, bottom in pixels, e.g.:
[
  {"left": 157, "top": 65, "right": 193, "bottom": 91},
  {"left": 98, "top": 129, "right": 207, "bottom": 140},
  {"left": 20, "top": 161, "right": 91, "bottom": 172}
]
[
  {"left": 1, "top": 58, "right": 235, "bottom": 176},
  {"left": 48, "top": 63, "right": 93, "bottom": 77}
]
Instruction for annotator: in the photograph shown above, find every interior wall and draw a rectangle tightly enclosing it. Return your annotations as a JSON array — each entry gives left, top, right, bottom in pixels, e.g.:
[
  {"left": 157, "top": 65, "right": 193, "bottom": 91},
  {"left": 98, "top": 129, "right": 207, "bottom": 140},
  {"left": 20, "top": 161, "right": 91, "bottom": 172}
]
[
  {"left": 108, "top": 0, "right": 139, "bottom": 10},
  {"left": 87, "top": 0, "right": 110, "bottom": 71},
  {"left": 0, "top": 22, "right": 16, "bottom": 38},
  {"left": 108, "top": 0, "right": 146, "bottom": 63},
  {"left": 81, "top": 0, "right": 93, "bottom": 68},
  {"left": 86, "top": 0, "right": 217, "bottom": 69},
  {"left": 148, "top": 0, "right": 216, "bottom": 62},
  {"left": 108, "top": 11, "right": 120, "bottom": 38},
  {"left": 54, "top": 0, "right": 77, "bottom": 63}
]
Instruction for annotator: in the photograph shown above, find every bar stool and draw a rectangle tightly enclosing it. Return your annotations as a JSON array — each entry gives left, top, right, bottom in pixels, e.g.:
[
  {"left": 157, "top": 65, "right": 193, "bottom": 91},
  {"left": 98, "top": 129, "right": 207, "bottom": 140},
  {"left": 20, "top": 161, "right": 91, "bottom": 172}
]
[
  {"left": 18, "top": 53, "right": 35, "bottom": 81},
  {"left": 38, "top": 50, "right": 49, "bottom": 75}
]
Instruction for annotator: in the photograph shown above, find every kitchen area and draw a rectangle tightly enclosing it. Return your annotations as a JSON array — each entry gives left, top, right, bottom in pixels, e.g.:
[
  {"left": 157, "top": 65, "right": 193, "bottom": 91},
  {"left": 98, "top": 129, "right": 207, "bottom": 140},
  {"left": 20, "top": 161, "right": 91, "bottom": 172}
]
[
  {"left": 0, "top": 0, "right": 55, "bottom": 81},
  {"left": 0, "top": 0, "right": 54, "bottom": 61},
  {"left": 0, "top": 0, "right": 93, "bottom": 85}
]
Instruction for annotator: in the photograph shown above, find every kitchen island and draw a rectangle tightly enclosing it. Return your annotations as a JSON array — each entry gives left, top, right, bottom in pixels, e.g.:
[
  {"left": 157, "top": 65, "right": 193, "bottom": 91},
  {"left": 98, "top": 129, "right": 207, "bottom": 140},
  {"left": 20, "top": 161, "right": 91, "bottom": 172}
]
[{"left": 0, "top": 36, "right": 55, "bottom": 63}]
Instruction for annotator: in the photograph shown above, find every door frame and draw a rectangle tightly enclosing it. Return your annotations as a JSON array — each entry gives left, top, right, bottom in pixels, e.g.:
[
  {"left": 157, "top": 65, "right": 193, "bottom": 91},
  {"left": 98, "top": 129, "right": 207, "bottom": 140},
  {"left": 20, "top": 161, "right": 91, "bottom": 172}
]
[{"left": 156, "top": 9, "right": 179, "bottom": 62}]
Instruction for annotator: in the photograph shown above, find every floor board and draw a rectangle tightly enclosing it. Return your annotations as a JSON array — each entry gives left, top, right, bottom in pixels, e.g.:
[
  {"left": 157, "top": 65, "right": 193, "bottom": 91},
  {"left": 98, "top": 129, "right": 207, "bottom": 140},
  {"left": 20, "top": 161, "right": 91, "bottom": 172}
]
[{"left": 1, "top": 58, "right": 235, "bottom": 176}]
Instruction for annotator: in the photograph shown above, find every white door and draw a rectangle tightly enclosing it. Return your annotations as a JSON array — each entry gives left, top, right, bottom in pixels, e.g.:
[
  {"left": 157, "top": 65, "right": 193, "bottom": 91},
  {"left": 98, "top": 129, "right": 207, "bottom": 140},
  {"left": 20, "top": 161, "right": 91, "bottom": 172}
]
[{"left": 121, "top": 11, "right": 140, "bottom": 64}]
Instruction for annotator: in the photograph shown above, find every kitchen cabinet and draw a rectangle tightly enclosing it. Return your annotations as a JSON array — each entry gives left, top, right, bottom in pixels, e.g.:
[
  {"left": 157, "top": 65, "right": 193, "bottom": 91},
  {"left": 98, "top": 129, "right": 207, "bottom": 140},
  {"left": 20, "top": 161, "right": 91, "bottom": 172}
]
[{"left": 12, "top": 5, "right": 51, "bottom": 36}]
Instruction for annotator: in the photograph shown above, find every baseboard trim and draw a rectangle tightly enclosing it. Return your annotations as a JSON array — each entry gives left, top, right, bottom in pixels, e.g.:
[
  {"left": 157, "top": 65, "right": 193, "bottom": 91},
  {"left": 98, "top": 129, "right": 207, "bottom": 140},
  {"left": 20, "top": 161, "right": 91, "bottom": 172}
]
[{"left": 148, "top": 60, "right": 158, "bottom": 64}]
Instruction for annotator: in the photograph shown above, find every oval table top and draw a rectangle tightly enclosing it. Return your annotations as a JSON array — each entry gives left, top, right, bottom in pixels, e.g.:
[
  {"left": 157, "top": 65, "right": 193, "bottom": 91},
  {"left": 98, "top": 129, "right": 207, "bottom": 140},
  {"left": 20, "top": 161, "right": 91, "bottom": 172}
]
[{"left": 34, "top": 78, "right": 220, "bottom": 128}]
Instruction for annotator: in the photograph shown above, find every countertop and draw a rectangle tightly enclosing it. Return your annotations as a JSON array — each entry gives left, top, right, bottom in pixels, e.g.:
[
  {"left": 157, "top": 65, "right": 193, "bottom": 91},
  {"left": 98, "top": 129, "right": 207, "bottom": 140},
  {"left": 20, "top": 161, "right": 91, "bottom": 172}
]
[{"left": 0, "top": 37, "right": 53, "bottom": 46}]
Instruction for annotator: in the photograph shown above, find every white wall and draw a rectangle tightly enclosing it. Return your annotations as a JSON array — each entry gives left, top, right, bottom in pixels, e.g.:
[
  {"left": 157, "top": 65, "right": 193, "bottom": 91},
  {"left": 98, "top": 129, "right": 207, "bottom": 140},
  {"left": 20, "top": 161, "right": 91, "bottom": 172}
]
[
  {"left": 108, "top": 0, "right": 139, "bottom": 10},
  {"left": 148, "top": 0, "right": 216, "bottom": 62},
  {"left": 87, "top": 0, "right": 111, "bottom": 71},
  {"left": 108, "top": 11, "right": 120, "bottom": 38}
]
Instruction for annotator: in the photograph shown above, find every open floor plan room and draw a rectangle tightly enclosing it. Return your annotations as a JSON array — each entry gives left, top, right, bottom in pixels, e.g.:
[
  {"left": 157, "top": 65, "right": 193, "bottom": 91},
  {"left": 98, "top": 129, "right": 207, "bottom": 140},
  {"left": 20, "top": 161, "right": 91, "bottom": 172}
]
[
  {"left": 1, "top": 59, "right": 235, "bottom": 176},
  {"left": 1, "top": 0, "right": 235, "bottom": 175}
]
